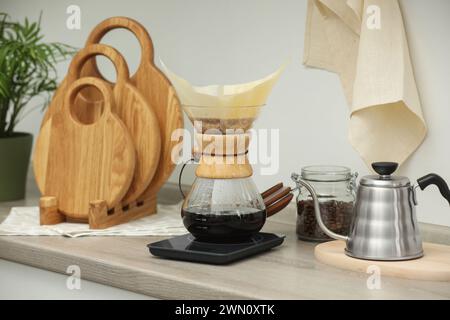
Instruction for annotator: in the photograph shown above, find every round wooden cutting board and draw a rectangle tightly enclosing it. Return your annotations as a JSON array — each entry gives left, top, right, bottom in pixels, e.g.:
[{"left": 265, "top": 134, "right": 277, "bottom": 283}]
[
  {"left": 41, "top": 44, "right": 161, "bottom": 204},
  {"left": 33, "top": 77, "right": 136, "bottom": 219},
  {"left": 83, "top": 16, "right": 184, "bottom": 203},
  {"left": 315, "top": 240, "right": 450, "bottom": 281}
]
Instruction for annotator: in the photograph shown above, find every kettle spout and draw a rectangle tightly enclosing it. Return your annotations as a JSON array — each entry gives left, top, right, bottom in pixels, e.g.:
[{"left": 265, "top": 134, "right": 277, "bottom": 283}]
[{"left": 417, "top": 173, "right": 450, "bottom": 206}]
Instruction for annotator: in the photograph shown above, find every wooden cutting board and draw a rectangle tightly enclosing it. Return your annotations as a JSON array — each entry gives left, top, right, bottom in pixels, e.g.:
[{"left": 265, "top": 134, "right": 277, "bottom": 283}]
[
  {"left": 40, "top": 44, "right": 161, "bottom": 204},
  {"left": 82, "top": 16, "right": 184, "bottom": 203},
  {"left": 315, "top": 240, "right": 450, "bottom": 281},
  {"left": 33, "top": 77, "right": 136, "bottom": 219}
]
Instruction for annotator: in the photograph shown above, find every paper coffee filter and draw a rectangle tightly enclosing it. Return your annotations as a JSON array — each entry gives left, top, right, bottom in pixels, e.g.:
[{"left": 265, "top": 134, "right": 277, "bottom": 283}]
[{"left": 160, "top": 60, "right": 286, "bottom": 120}]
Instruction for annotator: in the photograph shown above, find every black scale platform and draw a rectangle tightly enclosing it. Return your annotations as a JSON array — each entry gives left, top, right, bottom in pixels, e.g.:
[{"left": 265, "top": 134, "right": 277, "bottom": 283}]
[{"left": 148, "top": 232, "right": 285, "bottom": 265}]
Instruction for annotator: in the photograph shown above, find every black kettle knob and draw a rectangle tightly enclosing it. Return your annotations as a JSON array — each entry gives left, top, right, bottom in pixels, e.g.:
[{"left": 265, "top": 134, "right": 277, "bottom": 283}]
[{"left": 372, "top": 162, "right": 398, "bottom": 176}]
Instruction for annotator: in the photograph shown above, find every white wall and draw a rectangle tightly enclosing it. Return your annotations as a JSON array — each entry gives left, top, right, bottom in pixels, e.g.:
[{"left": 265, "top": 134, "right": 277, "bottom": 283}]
[{"left": 3, "top": 0, "right": 450, "bottom": 226}]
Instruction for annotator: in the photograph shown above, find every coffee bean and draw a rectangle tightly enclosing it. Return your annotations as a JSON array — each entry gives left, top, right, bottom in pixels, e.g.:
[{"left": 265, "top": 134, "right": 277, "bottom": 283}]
[{"left": 296, "top": 200, "right": 354, "bottom": 241}]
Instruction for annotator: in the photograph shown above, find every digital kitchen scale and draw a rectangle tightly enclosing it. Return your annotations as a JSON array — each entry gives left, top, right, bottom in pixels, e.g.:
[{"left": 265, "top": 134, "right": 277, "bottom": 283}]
[{"left": 147, "top": 232, "right": 285, "bottom": 265}]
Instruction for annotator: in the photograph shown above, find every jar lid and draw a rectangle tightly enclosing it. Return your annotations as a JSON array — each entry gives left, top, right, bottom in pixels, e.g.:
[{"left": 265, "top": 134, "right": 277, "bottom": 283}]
[
  {"left": 301, "top": 165, "right": 352, "bottom": 182},
  {"left": 360, "top": 175, "right": 410, "bottom": 188}
]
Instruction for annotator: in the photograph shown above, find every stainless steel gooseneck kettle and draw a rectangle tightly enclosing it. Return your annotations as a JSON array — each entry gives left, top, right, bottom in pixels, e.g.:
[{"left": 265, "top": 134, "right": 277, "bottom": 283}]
[{"left": 295, "top": 162, "right": 450, "bottom": 261}]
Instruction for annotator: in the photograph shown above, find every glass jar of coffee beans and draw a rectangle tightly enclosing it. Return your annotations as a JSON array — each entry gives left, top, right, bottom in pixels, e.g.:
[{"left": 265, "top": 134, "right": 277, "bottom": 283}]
[{"left": 291, "top": 166, "right": 357, "bottom": 242}]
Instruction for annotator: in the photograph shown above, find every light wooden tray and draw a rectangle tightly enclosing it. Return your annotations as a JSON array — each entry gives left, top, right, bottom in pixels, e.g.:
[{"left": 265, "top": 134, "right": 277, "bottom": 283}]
[{"left": 315, "top": 240, "right": 450, "bottom": 281}]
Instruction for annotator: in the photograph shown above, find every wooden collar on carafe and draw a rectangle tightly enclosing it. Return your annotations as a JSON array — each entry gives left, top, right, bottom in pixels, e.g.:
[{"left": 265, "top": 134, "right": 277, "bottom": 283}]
[{"left": 194, "top": 132, "right": 252, "bottom": 179}]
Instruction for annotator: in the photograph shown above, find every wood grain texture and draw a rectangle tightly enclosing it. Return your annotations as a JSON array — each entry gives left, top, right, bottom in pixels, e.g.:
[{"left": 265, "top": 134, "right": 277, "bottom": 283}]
[
  {"left": 315, "top": 240, "right": 450, "bottom": 281},
  {"left": 1, "top": 218, "right": 450, "bottom": 299},
  {"left": 41, "top": 44, "right": 161, "bottom": 204},
  {"left": 83, "top": 17, "right": 184, "bottom": 203},
  {"left": 1, "top": 180, "right": 450, "bottom": 299},
  {"left": 194, "top": 133, "right": 253, "bottom": 179},
  {"left": 266, "top": 193, "right": 293, "bottom": 217},
  {"left": 261, "top": 183, "right": 294, "bottom": 217},
  {"left": 33, "top": 77, "right": 136, "bottom": 219},
  {"left": 88, "top": 195, "right": 156, "bottom": 229},
  {"left": 39, "top": 196, "right": 65, "bottom": 225},
  {"left": 195, "top": 154, "right": 253, "bottom": 179}
]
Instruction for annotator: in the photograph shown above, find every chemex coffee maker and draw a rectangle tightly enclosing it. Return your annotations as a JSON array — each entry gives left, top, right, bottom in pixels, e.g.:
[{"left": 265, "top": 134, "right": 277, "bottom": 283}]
[
  {"left": 296, "top": 162, "right": 450, "bottom": 261},
  {"left": 148, "top": 104, "right": 292, "bottom": 264}
]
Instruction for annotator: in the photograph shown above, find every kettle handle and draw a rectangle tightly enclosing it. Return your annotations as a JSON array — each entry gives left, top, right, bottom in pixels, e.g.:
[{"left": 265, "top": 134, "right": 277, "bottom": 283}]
[
  {"left": 417, "top": 174, "right": 450, "bottom": 206},
  {"left": 291, "top": 173, "right": 348, "bottom": 242}
]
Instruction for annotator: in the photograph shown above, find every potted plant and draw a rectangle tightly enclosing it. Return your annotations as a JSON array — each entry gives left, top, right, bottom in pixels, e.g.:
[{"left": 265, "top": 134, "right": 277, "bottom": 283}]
[{"left": 0, "top": 13, "right": 75, "bottom": 201}]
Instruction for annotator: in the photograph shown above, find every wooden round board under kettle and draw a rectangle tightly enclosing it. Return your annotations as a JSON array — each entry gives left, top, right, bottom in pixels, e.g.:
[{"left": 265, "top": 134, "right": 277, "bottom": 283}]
[
  {"left": 315, "top": 240, "right": 450, "bottom": 281},
  {"left": 33, "top": 77, "right": 136, "bottom": 220}
]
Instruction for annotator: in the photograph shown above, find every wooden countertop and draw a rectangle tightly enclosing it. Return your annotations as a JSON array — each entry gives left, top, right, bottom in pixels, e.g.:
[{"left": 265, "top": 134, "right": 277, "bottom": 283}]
[{"left": 0, "top": 175, "right": 449, "bottom": 299}]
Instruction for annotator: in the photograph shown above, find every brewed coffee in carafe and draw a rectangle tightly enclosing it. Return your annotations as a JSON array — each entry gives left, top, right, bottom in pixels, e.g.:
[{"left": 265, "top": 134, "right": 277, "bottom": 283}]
[
  {"left": 182, "top": 177, "right": 266, "bottom": 242},
  {"left": 179, "top": 102, "right": 268, "bottom": 243},
  {"left": 146, "top": 64, "right": 291, "bottom": 264}
]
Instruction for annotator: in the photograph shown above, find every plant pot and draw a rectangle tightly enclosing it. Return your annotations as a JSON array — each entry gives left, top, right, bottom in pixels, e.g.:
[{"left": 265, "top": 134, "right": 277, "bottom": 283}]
[{"left": 0, "top": 132, "right": 33, "bottom": 201}]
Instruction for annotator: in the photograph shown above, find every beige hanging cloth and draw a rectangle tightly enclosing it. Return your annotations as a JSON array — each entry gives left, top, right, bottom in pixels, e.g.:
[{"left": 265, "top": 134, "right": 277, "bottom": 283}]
[{"left": 303, "top": 0, "right": 426, "bottom": 168}]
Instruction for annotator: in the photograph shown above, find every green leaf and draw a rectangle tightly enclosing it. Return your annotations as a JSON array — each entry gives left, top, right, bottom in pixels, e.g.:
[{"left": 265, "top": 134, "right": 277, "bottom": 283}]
[
  {"left": 0, "top": 12, "right": 75, "bottom": 134},
  {"left": 0, "top": 72, "right": 11, "bottom": 98}
]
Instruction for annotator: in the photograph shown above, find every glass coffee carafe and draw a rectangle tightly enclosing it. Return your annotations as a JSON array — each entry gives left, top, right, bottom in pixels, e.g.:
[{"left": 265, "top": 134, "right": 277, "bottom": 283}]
[
  {"left": 182, "top": 177, "right": 266, "bottom": 241},
  {"left": 180, "top": 104, "right": 284, "bottom": 243}
]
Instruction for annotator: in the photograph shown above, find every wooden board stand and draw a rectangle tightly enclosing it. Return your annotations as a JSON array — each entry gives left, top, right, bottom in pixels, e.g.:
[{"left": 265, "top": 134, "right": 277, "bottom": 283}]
[
  {"left": 34, "top": 17, "right": 183, "bottom": 230},
  {"left": 39, "top": 195, "right": 157, "bottom": 229}
]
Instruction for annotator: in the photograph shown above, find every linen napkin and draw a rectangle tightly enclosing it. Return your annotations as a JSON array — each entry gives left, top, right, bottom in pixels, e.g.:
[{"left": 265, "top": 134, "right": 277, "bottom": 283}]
[
  {"left": 0, "top": 202, "right": 186, "bottom": 238},
  {"left": 303, "top": 0, "right": 426, "bottom": 167}
]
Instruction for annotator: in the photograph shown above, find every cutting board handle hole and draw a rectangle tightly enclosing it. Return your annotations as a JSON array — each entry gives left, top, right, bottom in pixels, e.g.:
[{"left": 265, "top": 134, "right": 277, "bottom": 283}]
[
  {"left": 70, "top": 86, "right": 105, "bottom": 125},
  {"left": 107, "top": 208, "right": 115, "bottom": 215},
  {"left": 122, "top": 204, "right": 130, "bottom": 211},
  {"left": 93, "top": 55, "right": 118, "bottom": 83},
  {"left": 95, "top": 29, "right": 141, "bottom": 81}
]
